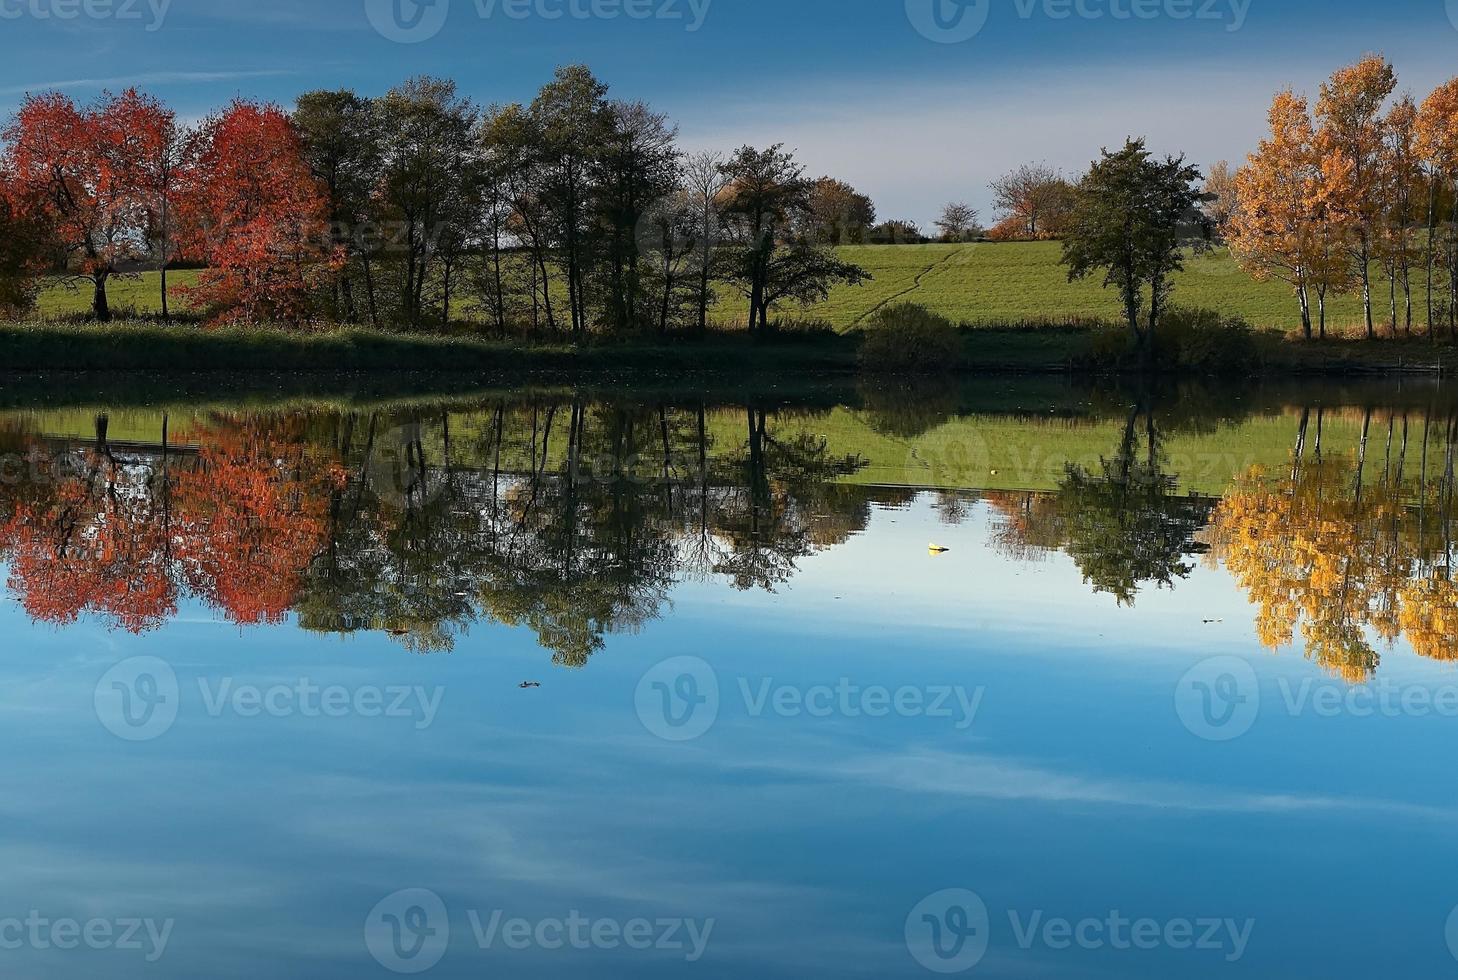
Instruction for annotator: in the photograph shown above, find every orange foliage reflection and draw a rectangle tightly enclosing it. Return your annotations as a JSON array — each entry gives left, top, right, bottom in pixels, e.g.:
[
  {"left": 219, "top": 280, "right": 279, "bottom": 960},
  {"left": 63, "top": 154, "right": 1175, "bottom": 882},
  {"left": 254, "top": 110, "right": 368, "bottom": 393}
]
[{"left": 0, "top": 416, "right": 343, "bottom": 631}]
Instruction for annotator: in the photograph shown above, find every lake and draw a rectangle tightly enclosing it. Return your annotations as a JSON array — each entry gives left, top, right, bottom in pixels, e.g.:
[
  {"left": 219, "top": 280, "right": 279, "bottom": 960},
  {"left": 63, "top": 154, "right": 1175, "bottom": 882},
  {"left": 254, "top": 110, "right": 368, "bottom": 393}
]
[{"left": 1, "top": 377, "right": 1456, "bottom": 978}]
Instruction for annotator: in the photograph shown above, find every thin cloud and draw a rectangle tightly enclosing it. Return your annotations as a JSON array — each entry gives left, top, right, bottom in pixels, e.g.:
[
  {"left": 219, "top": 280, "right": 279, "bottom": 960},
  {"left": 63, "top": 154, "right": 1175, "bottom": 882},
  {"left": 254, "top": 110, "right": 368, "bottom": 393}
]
[{"left": 0, "top": 69, "right": 297, "bottom": 97}]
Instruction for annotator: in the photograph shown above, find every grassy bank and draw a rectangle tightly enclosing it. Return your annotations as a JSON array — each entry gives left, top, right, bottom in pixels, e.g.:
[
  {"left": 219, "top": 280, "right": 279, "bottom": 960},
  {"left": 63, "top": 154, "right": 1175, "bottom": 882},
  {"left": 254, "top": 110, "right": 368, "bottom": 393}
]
[
  {"left": 0, "top": 319, "right": 866, "bottom": 375},
  {"left": 6, "top": 316, "right": 1458, "bottom": 378}
]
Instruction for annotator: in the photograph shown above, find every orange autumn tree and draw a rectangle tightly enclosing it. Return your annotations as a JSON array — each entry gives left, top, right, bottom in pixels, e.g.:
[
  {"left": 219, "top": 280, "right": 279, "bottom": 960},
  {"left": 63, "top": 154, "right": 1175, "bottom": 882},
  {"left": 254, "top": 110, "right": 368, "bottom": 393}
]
[
  {"left": 1229, "top": 91, "right": 1323, "bottom": 339},
  {"left": 1211, "top": 410, "right": 1458, "bottom": 679},
  {"left": 1212, "top": 456, "right": 1404, "bottom": 681},
  {"left": 1315, "top": 55, "right": 1398, "bottom": 339},
  {"left": 1398, "top": 576, "right": 1458, "bottom": 662},
  {"left": 1415, "top": 78, "right": 1458, "bottom": 340},
  {"left": 2, "top": 90, "right": 164, "bottom": 321},
  {"left": 0, "top": 430, "right": 177, "bottom": 633},
  {"left": 181, "top": 100, "right": 339, "bottom": 324},
  {"left": 0, "top": 418, "right": 344, "bottom": 631},
  {"left": 1378, "top": 94, "right": 1423, "bottom": 336},
  {"left": 171, "top": 419, "right": 345, "bottom": 625}
]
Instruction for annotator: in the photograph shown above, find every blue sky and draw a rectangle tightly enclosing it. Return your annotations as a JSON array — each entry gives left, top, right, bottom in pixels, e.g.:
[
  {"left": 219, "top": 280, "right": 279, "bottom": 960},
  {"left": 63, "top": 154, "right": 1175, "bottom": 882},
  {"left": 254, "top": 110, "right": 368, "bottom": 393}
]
[{"left": 2, "top": 0, "right": 1457, "bottom": 223}]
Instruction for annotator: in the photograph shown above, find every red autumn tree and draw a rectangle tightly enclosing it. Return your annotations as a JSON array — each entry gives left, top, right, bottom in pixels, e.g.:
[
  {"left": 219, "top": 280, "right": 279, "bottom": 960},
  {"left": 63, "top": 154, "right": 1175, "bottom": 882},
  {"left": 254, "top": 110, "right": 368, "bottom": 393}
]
[
  {"left": 0, "top": 164, "right": 54, "bottom": 314},
  {"left": 180, "top": 100, "right": 339, "bottom": 324},
  {"left": 0, "top": 444, "right": 176, "bottom": 633},
  {"left": 171, "top": 419, "right": 344, "bottom": 625},
  {"left": 101, "top": 89, "right": 185, "bottom": 320},
  {"left": 2, "top": 90, "right": 163, "bottom": 320}
]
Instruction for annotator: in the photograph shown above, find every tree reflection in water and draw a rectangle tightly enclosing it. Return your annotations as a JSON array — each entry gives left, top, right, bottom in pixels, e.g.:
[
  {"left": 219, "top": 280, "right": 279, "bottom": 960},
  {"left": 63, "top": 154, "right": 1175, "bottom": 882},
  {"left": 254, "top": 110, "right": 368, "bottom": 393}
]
[
  {"left": 0, "top": 400, "right": 868, "bottom": 664},
  {"left": 4, "top": 394, "right": 1458, "bottom": 682}
]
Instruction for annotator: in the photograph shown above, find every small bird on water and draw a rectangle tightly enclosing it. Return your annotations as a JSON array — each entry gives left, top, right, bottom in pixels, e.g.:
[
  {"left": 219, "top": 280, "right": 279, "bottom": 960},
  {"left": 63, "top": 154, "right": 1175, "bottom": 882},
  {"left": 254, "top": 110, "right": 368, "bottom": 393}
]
[{"left": 928, "top": 544, "right": 951, "bottom": 555}]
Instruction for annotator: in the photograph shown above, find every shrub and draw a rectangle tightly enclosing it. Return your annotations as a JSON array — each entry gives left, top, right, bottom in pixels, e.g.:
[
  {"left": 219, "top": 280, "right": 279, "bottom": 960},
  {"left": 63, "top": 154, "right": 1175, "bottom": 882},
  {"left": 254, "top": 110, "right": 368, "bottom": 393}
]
[
  {"left": 1079, "top": 306, "right": 1260, "bottom": 374},
  {"left": 1159, "top": 306, "right": 1260, "bottom": 374},
  {"left": 856, "top": 303, "right": 965, "bottom": 373}
]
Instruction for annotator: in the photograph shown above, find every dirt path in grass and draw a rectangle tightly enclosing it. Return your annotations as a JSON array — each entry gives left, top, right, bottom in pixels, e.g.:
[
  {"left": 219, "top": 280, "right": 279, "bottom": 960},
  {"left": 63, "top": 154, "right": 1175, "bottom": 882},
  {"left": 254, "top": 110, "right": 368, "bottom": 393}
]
[{"left": 850, "top": 246, "right": 969, "bottom": 327}]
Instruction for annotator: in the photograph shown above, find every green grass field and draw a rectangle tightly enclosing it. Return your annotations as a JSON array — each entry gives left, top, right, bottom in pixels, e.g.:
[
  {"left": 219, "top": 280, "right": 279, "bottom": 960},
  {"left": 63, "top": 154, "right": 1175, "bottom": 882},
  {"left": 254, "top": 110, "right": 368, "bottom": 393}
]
[
  {"left": 33, "top": 243, "right": 1368, "bottom": 334},
  {"left": 808, "top": 242, "right": 1367, "bottom": 332}
]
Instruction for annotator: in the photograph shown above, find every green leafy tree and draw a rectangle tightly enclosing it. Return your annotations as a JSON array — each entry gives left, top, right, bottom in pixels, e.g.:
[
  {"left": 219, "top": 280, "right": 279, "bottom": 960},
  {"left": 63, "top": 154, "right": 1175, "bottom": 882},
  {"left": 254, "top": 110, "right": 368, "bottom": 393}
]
[
  {"left": 1062, "top": 138, "right": 1206, "bottom": 364},
  {"left": 294, "top": 89, "right": 383, "bottom": 324}
]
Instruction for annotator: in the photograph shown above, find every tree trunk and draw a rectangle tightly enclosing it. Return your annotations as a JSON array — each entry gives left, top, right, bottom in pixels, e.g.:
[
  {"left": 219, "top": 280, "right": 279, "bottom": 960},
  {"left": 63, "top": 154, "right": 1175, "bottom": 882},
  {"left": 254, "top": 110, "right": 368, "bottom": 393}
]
[
  {"left": 92, "top": 274, "right": 111, "bottom": 322},
  {"left": 159, "top": 195, "right": 170, "bottom": 323},
  {"left": 340, "top": 272, "right": 355, "bottom": 324},
  {"left": 1450, "top": 182, "right": 1458, "bottom": 341},
  {"left": 442, "top": 260, "right": 452, "bottom": 327},
  {"left": 1428, "top": 176, "right": 1439, "bottom": 340},
  {"left": 1361, "top": 245, "right": 1374, "bottom": 340},
  {"left": 362, "top": 253, "right": 379, "bottom": 328},
  {"left": 1389, "top": 269, "right": 1398, "bottom": 338},
  {"left": 697, "top": 216, "right": 713, "bottom": 334},
  {"left": 491, "top": 217, "right": 506, "bottom": 336}
]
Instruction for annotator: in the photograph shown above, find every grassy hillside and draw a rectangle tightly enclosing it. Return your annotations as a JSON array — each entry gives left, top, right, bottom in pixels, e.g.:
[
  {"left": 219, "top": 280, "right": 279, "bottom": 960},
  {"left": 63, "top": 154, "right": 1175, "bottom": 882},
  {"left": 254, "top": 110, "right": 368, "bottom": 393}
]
[
  {"left": 34, "top": 243, "right": 1367, "bottom": 334},
  {"left": 811, "top": 242, "right": 1366, "bottom": 332}
]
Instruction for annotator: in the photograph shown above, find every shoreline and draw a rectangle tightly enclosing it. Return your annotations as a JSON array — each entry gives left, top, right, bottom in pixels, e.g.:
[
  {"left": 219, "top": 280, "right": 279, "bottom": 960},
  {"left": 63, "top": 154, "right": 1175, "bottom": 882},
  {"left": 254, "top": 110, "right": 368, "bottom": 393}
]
[{"left": 2, "top": 320, "right": 1457, "bottom": 381}]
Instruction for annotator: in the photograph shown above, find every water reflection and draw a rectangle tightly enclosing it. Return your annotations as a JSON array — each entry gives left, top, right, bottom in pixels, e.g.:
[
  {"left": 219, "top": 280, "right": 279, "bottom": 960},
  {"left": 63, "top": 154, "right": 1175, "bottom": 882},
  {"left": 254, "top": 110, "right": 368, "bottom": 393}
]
[
  {"left": 3, "top": 392, "right": 1458, "bottom": 681},
  {"left": 0, "top": 402, "right": 869, "bottom": 662},
  {"left": 1208, "top": 408, "right": 1458, "bottom": 679}
]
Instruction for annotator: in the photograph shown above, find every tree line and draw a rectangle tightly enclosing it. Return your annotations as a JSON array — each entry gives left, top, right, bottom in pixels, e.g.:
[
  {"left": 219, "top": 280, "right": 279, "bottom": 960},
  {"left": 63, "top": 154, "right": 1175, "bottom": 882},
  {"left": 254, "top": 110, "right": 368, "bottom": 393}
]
[
  {"left": 3, "top": 55, "right": 1455, "bottom": 350},
  {"left": 0, "top": 66, "right": 879, "bottom": 333}
]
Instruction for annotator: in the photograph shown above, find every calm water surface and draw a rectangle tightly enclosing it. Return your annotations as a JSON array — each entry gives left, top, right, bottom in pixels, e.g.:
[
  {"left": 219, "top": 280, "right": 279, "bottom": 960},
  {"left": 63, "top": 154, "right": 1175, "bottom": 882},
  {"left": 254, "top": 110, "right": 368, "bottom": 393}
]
[{"left": 1, "top": 380, "right": 1456, "bottom": 978}]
